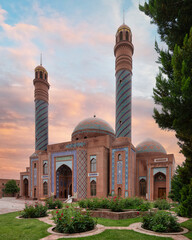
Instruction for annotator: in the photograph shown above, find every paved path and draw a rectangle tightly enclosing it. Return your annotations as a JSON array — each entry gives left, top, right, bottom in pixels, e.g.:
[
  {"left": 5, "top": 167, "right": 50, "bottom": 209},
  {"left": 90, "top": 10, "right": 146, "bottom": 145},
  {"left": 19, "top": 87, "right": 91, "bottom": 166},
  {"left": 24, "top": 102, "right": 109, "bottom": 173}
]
[{"left": 0, "top": 197, "right": 37, "bottom": 214}]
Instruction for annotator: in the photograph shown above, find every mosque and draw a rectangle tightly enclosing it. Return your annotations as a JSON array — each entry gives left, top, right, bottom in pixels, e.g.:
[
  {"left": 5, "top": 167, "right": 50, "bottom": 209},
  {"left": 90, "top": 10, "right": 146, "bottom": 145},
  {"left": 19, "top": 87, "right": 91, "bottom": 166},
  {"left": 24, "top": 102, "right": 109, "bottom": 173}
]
[{"left": 20, "top": 24, "right": 175, "bottom": 201}]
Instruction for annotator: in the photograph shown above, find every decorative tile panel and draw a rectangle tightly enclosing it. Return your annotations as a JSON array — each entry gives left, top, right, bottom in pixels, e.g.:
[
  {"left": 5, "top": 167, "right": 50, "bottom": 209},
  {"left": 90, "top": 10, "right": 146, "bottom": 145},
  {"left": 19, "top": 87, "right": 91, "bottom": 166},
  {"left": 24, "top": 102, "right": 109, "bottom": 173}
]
[
  {"left": 117, "top": 161, "right": 123, "bottom": 184},
  {"left": 112, "top": 147, "right": 128, "bottom": 191},
  {"left": 77, "top": 150, "right": 87, "bottom": 199},
  {"left": 30, "top": 158, "right": 38, "bottom": 197}
]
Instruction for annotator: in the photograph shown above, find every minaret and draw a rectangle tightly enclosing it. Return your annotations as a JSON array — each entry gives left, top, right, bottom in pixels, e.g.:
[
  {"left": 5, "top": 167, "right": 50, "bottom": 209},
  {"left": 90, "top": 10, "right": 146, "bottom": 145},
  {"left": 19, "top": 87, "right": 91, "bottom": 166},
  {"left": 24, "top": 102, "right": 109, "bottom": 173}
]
[
  {"left": 114, "top": 24, "right": 134, "bottom": 140},
  {"left": 33, "top": 63, "right": 50, "bottom": 151}
]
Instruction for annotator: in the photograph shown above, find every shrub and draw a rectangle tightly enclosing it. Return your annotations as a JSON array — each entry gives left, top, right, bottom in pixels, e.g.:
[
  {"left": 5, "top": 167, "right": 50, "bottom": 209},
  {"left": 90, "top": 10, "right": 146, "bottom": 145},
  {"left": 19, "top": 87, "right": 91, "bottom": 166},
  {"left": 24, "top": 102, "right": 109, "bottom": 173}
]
[
  {"left": 53, "top": 207, "right": 96, "bottom": 233},
  {"left": 178, "top": 182, "right": 192, "bottom": 217},
  {"left": 20, "top": 202, "right": 48, "bottom": 218},
  {"left": 136, "top": 202, "right": 151, "bottom": 211},
  {"left": 45, "top": 197, "right": 63, "bottom": 209},
  {"left": 142, "top": 211, "right": 181, "bottom": 233},
  {"left": 154, "top": 199, "right": 171, "bottom": 210},
  {"left": 109, "top": 196, "right": 124, "bottom": 212}
]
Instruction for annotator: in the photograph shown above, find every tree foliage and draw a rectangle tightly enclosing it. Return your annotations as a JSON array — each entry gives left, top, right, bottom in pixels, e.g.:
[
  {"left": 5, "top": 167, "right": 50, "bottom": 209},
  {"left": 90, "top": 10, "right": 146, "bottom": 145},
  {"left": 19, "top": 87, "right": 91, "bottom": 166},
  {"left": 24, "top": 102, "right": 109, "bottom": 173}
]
[
  {"left": 139, "top": 1, "right": 192, "bottom": 217},
  {"left": 3, "top": 180, "right": 20, "bottom": 196}
]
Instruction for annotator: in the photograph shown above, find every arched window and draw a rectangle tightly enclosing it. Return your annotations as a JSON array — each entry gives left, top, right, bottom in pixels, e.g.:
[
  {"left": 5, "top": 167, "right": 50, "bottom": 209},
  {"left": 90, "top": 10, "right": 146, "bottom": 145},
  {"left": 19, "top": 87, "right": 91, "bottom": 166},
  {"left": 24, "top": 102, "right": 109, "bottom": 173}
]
[
  {"left": 139, "top": 179, "right": 146, "bottom": 196},
  {"left": 90, "top": 180, "right": 96, "bottom": 196},
  {"left": 126, "top": 31, "right": 128, "bottom": 40},
  {"left": 40, "top": 71, "right": 43, "bottom": 79},
  {"left": 90, "top": 158, "right": 96, "bottom": 172},
  {"left": 118, "top": 154, "right": 122, "bottom": 160},
  {"left": 45, "top": 73, "right": 47, "bottom": 80},
  {"left": 35, "top": 71, "right": 38, "bottom": 78},
  {"left": 116, "top": 36, "right": 118, "bottom": 43},
  {"left": 34, "top": 163, "right": 36, "bottom": 168},
  {"left": 120, "top": 31, "right": 123, "bottom": 41},
  {"left": 43, "top": 162, "right": 48, "bottom": 175},
  {"left": 43, "top": 181, "right": 48, "bottom": 195}
]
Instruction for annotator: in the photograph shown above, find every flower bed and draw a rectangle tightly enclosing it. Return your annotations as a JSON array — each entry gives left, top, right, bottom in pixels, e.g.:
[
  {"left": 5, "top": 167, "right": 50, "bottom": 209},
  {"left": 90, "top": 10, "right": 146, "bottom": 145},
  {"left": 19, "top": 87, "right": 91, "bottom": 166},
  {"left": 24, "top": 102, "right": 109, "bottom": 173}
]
[
  {"left": 53, "top": 206, "right": 96, "bottom": 234},
  {"left": 20, "top": 202, "right": 48, "bottom": 218},
  {"left": 78, "top": 197, "right": 151, "bottom": 212},
  {"left": 142, "top": 211, "right": 182, "bottom": 233}
]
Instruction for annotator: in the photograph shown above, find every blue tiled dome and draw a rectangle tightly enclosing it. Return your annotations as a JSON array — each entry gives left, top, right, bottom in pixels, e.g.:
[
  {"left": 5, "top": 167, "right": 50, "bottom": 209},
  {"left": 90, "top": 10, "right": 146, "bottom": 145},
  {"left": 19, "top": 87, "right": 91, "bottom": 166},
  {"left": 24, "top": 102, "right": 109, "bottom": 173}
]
[
  {"left": 72, "top": 117, "right": 115, "bottom": 140},
  {"left": 136, "top": 139, "right": 167, "bottom": 154}
]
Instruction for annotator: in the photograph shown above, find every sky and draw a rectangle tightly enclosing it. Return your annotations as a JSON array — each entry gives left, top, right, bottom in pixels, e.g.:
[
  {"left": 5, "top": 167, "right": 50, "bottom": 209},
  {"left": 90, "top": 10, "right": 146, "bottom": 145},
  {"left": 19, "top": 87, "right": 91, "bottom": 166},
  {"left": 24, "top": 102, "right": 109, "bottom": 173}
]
[{"left": 0, "top": 0, "right": 185, "bottom": 179}]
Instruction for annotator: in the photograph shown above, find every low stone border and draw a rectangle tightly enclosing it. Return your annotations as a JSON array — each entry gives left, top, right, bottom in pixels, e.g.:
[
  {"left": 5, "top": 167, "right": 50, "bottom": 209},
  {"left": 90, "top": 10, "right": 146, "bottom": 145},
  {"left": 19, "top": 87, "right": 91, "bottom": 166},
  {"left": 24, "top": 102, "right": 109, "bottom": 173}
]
[
  {"left": 47, "top": 225, "right": 105, "bottom": 238},
  {"left": 136, "top": 222, "right": 188, "bottom": 235}
]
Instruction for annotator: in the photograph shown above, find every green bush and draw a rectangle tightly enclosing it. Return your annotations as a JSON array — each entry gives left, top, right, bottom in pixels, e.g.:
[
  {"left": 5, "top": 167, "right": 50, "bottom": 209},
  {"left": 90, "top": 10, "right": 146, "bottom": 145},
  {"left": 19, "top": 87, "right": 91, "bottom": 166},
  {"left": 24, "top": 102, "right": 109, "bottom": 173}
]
[
  {"left": 45, "top": 197, "right": 63, "bottom": 209},
  {"left": 154, "top": 199, "right": 171, "bottom": 210},
  {"left": 78, "top": 197, "right": 149, "bottom": 212},
  {"left": 142, "top": 211, "right": 181, "bottom": 233},
  {"left": 109, "top": 196, "right": 124, "bottom": 212},
  {"left": 20, "top": 202, "right": 48, "bottom": 218},
  {"left": 53, "top": 206, "right": 96, "bottom": 233},
  {"left": 178, "top": 182, "right": 192, "bottom": 217},
  {"left": 136, "top": 202, "right": 151, "bottom": 211}
]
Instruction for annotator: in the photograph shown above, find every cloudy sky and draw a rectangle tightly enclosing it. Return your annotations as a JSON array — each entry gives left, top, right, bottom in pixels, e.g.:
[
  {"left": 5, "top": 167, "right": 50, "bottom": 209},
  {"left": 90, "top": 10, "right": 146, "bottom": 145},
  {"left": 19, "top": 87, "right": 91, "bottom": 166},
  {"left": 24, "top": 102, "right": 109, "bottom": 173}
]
[{"left": 0, "top": 0, "right": 184, "bottom": 179}]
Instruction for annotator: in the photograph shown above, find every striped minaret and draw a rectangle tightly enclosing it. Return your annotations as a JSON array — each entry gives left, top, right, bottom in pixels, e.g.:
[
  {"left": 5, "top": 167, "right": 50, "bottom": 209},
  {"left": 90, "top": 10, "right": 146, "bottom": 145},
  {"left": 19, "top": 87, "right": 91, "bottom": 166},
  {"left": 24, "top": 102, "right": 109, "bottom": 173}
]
[
  {"left": 33, "top": 65, "right": 50, "bottom": 151},
  {"left": 114, "top": 24, "right": 134, "bottom": 140}
]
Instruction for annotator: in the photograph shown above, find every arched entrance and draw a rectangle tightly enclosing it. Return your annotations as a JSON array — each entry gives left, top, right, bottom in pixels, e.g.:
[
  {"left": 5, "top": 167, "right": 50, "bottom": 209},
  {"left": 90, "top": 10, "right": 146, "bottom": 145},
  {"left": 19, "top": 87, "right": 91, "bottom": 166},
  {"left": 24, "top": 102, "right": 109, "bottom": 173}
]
[
  {"left": 154, "top": 172, "right": 166, "bottom": 199},
  {"left": 139, "top": 179, "right": 146, "bottom": 197},
  {"left": 56, "top": 164, "right": 72, "bottom": 198},
  {"left": 23, "top": 178, "right": 28, "bottom": 197}
]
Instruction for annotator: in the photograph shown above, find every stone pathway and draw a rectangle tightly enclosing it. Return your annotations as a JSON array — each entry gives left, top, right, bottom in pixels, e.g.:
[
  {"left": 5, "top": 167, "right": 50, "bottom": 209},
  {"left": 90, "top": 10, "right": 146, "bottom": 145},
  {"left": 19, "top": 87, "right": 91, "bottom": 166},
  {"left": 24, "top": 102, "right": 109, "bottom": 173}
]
[
  {"left": 38, "top": 214, "right": 190, "bottom": 240},
  {"left": 0, "top": 197, "right": 36, "bottom": 214}
]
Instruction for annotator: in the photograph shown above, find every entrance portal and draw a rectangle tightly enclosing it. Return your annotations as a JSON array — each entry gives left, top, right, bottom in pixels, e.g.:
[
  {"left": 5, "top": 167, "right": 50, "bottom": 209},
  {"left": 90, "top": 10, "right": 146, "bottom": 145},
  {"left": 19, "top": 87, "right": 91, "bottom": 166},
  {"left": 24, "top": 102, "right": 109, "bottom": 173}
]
[
  {"left": 56, "top": 164, "right": 72, "bottom": 198},
  {"left": 154, "top": 172, "right": 166, "bottom": 200}
]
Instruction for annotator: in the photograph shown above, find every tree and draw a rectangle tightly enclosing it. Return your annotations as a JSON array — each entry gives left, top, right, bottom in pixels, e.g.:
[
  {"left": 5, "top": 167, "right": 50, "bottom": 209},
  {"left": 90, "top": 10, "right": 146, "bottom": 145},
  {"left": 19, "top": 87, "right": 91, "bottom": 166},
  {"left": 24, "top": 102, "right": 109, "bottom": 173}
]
[
  {"left": 139, "top": 1, "right": 192, "bottom": 216},
  {"left": 3, "top": 180, "right": 20, "bottom": 197},
  {"left": 139, "top": 1, "right": 192, "bottom": 161}
]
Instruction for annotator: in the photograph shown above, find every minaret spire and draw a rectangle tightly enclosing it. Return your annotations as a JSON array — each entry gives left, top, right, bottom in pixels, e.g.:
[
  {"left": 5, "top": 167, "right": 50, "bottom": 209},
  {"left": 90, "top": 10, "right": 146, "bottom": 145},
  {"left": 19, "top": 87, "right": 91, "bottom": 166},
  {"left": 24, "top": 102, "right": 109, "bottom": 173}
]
[
  {"left": 123, "top": 9, "right": 125, "bottom": 24},
  {"left": 40, "top": 53, "right": 42, "bottom": 66}
]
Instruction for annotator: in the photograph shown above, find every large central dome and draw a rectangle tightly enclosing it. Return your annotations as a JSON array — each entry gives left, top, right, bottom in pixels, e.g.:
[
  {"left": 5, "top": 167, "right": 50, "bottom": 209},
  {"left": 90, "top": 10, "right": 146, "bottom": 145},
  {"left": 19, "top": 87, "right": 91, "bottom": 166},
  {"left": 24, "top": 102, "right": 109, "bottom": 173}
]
[{"left": 72, "top": 117, "right": 115, "bottom": 141}]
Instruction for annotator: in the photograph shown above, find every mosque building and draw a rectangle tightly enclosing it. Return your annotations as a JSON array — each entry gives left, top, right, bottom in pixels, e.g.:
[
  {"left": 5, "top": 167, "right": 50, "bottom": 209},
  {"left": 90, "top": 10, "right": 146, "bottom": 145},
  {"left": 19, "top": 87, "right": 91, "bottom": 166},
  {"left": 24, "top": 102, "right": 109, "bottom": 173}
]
[{"left": 20, "top": 24, "right": 175, "bottom": 201}]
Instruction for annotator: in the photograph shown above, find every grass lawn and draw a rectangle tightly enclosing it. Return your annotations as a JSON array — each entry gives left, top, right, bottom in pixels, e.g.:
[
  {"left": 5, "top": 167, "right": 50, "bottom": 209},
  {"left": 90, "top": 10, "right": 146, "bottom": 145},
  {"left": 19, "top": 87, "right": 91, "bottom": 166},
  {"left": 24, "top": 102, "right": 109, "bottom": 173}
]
[
  {"left": 95, "top": 217, "right": 142, "bottom": 226},
  {"left": 0, "top": 212, "right": 51, "bottom": 240},
  {"left": 181, "top": 219, "right": 192, "bottom": 239},
  {"left": 60, "top": 229, "right": 172, "bottom": 240}
]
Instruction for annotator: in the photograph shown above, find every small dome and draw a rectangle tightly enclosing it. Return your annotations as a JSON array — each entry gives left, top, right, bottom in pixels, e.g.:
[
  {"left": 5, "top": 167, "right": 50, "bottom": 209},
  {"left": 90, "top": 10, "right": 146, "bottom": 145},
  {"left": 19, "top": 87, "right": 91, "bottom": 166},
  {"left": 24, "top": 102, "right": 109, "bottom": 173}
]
[
  {"left": 117, "top": 24, "right": 131, "bottom": 33},
  {"left": 72, "top": 117, "right": 115, "bottom": 141},
  {"left": 136, "top": 139, "right": 167, "bottom": 154},
  {"left": 35, "top": 65, "right": 48, "bottom": 74}
]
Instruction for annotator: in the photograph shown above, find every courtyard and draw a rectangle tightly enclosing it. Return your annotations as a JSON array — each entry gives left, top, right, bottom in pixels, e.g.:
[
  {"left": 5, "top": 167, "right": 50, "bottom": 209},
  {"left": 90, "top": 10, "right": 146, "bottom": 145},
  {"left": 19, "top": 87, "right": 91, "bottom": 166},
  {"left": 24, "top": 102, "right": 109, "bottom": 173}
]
[{"left": 0, "top": 197, "right": 192, "bottom": 240}]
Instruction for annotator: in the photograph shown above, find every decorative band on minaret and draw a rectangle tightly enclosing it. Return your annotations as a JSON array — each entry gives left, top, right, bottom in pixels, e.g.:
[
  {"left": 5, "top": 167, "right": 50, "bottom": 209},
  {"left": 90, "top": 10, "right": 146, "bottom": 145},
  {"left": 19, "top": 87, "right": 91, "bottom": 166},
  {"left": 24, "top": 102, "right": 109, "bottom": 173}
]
[
  {"left": 33, "top": 65, "right": 50, "bottom": 151},
  {"left": 114, "top": 24, "right": 134, "bottom": 139}
]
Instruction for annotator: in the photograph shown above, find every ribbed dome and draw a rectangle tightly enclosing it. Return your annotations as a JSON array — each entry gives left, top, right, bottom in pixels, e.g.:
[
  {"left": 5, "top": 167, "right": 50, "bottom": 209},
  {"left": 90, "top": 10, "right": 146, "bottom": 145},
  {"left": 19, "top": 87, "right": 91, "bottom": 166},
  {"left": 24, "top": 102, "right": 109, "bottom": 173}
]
[
  {"left": 136, "top": 139, "right": 167, "bottom": 154},
  {"left": 72, "top": 117, "right": 115, "bottom": 141},
  {"left": 117, "top": 24, "right": 131, "bottom": 33}
]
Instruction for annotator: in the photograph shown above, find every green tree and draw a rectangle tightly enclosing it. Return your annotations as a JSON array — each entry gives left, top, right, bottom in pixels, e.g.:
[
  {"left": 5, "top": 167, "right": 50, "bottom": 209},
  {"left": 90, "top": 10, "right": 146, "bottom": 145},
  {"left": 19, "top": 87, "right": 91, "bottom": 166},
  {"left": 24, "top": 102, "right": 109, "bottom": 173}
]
[
  {"left": 139, "top": 1, "right": 192, "bottom": 217},
  {"left": 3, "top": 180, "right": 20, "bottom": 197}
]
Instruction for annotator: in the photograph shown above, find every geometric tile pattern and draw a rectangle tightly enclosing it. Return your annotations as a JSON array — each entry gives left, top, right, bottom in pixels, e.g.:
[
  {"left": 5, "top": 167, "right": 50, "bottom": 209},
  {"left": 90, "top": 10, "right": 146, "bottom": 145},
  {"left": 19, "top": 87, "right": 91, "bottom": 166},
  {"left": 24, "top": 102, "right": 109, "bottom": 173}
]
[
  {"left": 116, "top": 69, "right": 132, "bottom": 138},
  {"left": 117, "top": 161, "right": 123, "bottom": 184},
  {"left": 35, "top": 99, "right": 48, "bottom": 151},
  {"left": 136, "top": 140, "right": 166, "bottom": 154},
  {"left": 72, "top": 117, "right": 115, "bottom": 139},
  {"left": 77, "top": 150, "right": 87, "bottom": 199}
]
